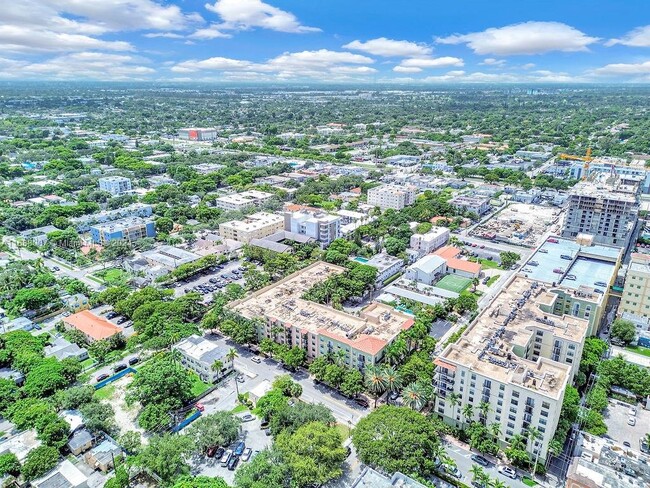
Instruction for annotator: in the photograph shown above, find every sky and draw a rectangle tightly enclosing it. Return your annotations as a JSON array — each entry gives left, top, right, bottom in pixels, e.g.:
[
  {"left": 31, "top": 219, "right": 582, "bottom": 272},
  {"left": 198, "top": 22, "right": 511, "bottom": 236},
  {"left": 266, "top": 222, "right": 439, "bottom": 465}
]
[{"left": 2, "top": 0, "right": 650, "bottom": 83}]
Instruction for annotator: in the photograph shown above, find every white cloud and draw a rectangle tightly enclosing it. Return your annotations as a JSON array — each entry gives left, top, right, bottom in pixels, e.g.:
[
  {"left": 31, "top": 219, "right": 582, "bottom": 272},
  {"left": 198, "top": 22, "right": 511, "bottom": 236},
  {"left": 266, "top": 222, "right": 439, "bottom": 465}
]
[
  {"left": 437, "top": 21, "right": 599, "bottom": 55},
  {"left": 144, "top": 32, "right": 185, "bottom": 39},
  {"left": 189, "top": 25, "right": 231, "bottom": 39},
  {"left": 0, "top": 52, "right": 155, "bottom": 80},
  {"left": 172, "top": 56, "right": 254, "bottom": 73},
  {"left": 343, "top": 37, "right": 431, "bottom": 57},
  {"left": 480, "top": 58, "right": 506, "bottom": 66},
  {"left": 522, "top": 63, "right": 536, "bottom": 69},
  {"left": 397, "top": 56, "right": 464, "bottom": 69},
  {"left": 593, "top": 61, "right": 650, "bottom": 76},
  {"left": 393, "top": 66, "right": 423, "bottom": 73},
  {"left": 0, "top": 25, "right": 134, "bottom": 53},
  {"left": 205, "top": 0, "right": 319, "bottom": 33},
  {"left": 607, "top": 25, "right": 650, "bottom": 47},
  {"left": 419, "top": 69, "right": 587, "bottom": 83}
]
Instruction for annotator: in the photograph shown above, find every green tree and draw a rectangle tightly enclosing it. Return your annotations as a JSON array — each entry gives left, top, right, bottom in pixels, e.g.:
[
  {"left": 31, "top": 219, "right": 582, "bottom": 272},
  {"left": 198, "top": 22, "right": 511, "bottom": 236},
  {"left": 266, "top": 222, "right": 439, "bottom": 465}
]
[
  {"left": 126, "top": 355, "right": 193, "bottom": 409},
  {"left": 0, "top": 379, "right": 20, "bottom": 415},
  {"left": 172, "top": 476, "right": 230, "bottom": 488},
  {"left": 270, "top": 402, "right": 335, "bottom": 436},
  {"left": 352, "top": 405, "right": 444, "bottom": 476},
  {"left": 234, "top": 448, "right": 290, "bottom": 488},
  {"left": 155, "top": 217, "right": 174, "bottom": 234},
  {"left": 187, "top": 412, "right": 242, "bottom": 454},
  {"left": 0, "top": 452, "right": 21, "bottom": 477},
  {"left": 134, "top": 434, "right": 194, "bottom": 484},
  {"left": 21, "top": 446, "right": 59, "bottom": 481},
  {"left": 610, "top": 319, "right": 636, "bottom": 344},
  {"left": 79, "top": 401, "right": 117, "bottom": 434},
  {"left": 364, "top": 365, "right": 388, "bottom": 407},
  {"left": 119, "top": 431, "right": 142, "bottom": 454},
  {"left": 499, "top": 251, "right": 521, "bottom": 269},
  {"left": 340, "top": 369, "right": 364, "bottom": 398}
]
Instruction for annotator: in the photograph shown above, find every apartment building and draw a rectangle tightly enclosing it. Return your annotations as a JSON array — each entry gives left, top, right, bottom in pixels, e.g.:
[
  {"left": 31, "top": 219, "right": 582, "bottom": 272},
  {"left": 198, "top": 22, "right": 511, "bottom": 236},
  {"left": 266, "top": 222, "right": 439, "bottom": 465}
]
[
  {"left": 560, "top": 174, "right": 640, "bottom": 247},
  {"left": 215, "top": 190, "right": 274, "bottom": 211},
  {"left": 98, "top": 176, "right": 132, "bottom": 196},
  {"left": 178, "top": 128, "right": 218, "bottom": 141},
  {"left": 229, "top": 262, "right": 414, "bottom": 370},
  {"left": 219, "top": 212, "right": 284, "bottom": 243},
  {"left": 141, "top": 245, "right": 201, "bottom": 270},
  {"left": 449, "top": 195, "right": 491, "bottom": 216},
  {"left": 362, "top": 253, "right": 405, "bottom": 284},
  {"left": 89, "top": 217, "right": 155, "bottom": 244},
  {"left": 173, "top": 335, "right": 233, "bottom": 384},
  {"left": 71, "top": 203, "right": 153, "bottom": 232},
  {"left": 284, "top": 210, "right": 341, "bottom": 246},
  {"left": 433, "top": 276, "right": 589, "bottom": 462},
  {"left": 367, "top": 184, "right": 417, "bottom": 211},
  {"left": 620, "top": 253, "right": 650, "bottom": 318},
  {"left": 409, "top": 227, "right": 450, "bottom": 256}
]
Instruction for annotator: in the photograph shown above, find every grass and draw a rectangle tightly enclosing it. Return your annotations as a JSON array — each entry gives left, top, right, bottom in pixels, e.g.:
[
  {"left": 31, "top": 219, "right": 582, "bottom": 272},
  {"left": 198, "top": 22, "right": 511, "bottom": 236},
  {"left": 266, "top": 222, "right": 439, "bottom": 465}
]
[
  {"left": 478, "top": 258, "right": 501, "bottom": 270},
  {"left": 522, "top": 477, "right": 537, "bottom": 487},
  {"left": 189, "top": 372, "right": 211, "bottom": 397},
  {"left": 231, "top": 404, "right": 248, "bottom": 414},
  {"left": 486, "top": 275, "right": 500, "bottom": 287},
  {"left": 625, "top": 345, "right": 650, "bottom": 358},
  {"left": 94, "top": 384, "right": 116, "bottom": 401},
  {"left": 335, "top": 423, "right": 351, "bottom": 439},
  {"left": 436, "top": 275, "right": 472, "bottom": 293},
  {"left": 80, "top": 358, "right": 95, "bottom": 369}
]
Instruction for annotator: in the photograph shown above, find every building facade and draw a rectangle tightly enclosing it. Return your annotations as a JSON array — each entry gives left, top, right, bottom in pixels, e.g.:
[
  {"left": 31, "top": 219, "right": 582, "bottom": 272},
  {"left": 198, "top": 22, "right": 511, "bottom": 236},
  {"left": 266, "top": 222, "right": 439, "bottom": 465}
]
[
  {"left": 98, "top": 176, "right": 132, "bottom": 196},
  {"left": 215, "top": 190, "right": 274, "bottom": 211},
  {"left": 449, "top": 195, "right": 491, "bottom": 216},
  {"left": 90, "top": 218, "right": 156, "bottom": 244},
  {"left": 620, "top": 253, "right": 650, "bottom": 319},
  {"left": 178, "top": 128, "right": 218, "bottom": 141},
  {"left": 173, "top": 335, "right": 233, "bottom": 384},
  {"left": 219, "top": 212, "right": 284, "bottom": 244},
  {"left": 367, "top": 184, "right": 417, "bottom": 211},
  {"left": 284, "top": 210, "right": 341, "bottom": 246},
  {"left": 409, "top": 227, "right": 450, "bottom": 256}
]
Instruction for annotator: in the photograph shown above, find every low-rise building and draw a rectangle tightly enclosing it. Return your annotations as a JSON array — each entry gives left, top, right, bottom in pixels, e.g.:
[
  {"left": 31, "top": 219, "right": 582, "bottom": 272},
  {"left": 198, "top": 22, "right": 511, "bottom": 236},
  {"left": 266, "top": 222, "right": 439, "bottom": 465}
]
[
  {"left": 67, "top": 429, "right": 93, "bottom": 456},
  {"left": 215, "top": 190, "right": 274, "bottom": 211},
  {"left": 219, "top": 212, "right": 284, "bottom": 244},
  {"left": 98, "top": 176, "right": 132, "bottom": 196},
  {"left": 44, "top": 336, "right": 89, "bottom": 361},
  {"left": 71, "top": 203, "right": 153, "bottom": 232},
  {"left": 284, "top": 210, "right": 341, "bottom": 246},
  {"left": 141, "top": 245, "right": 201, "bottom": 270},
  {"left": 367, "top": 184, "right": 417, "bottom": 211},
  {"left": 173, "top": 334, "right": 233, "bottom": 384},
  {"left": 32, "top": 459, "right": 88, "bottom": 488},
  {"left": 84, "top": 438, "right": 123, "bottom": 473},
  {"left": 90, "top": 217, "right": 156, "bottom": 245},
  {"left": 362, "top": 253, "right": 404, "bottom": 284},
  {"left": 450, "top": 195, "right": 491, "bottom": 216},
  {"left": 178, "top": 128, "right": 218, "bottom": 141},
  {"left": 63, "top": 310, "right": 121, "bottom": 343},
  {"left": 351, "top": 467, "right": 427, "bottom": 488},
  {"left": 19, "top": 225, "right": 59, "bottom": 247},
  {"left": 63, "top": 293, "right": 90, "bottom": 313},
  {"left": 620, "top": 253, "right": 650, "bottom": 319},
  {"left": 409, "top": 227, "right": 450, "bottom": 256}
]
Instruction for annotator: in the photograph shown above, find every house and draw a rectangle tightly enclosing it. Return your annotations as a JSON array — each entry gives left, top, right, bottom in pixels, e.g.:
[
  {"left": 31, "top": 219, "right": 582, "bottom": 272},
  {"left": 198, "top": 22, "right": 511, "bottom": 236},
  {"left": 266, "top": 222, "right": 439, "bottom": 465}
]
[
  {"left": 63, "top": 293, "right": 90, "bottom": 313},
  {"left": 19, "top": 225, "right": 59, "bottom": 247},
  {"left": 67, "top": 429, "right": 93, "bottom": 455},
  {"left": 63, "top": 311, "right": 121, "bottom": 343},
  {"left": 44, "top": 336, "right": 89, "bottom": 361},
  {"left": 32, "top": 459, "right": 89, "bottom": 488},
  {"left": 405, "top": 255, "right": 447, "bottom": 285},
  {"left": 249, "top": 379, "right": 273, "bottom": 404},
  {"left": 0, "top": 367, "right": 25, "bottom": 386},
  {"left": 84, "top": 438, "right": 123, "bottom": 473},
  {"left": 2, "top": 316, "right": 34, "bottom": 333},
  {"left": 173, "top": 335, "right": 234, "bottom": 384}
]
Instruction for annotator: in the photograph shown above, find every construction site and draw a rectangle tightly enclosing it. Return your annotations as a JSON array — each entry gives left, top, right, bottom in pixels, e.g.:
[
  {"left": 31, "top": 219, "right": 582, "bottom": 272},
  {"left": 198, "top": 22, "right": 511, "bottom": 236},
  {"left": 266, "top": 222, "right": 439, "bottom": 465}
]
[{"left": 471, "top": 203, "right": 563, "bottom": 247}]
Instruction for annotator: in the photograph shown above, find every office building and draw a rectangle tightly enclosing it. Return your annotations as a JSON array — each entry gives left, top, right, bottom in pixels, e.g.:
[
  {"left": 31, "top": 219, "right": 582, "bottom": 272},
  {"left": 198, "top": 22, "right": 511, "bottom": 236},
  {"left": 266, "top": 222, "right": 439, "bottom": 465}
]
[
  {"left": 230, "top": 262, "right": 414, "bottom": 370},
  {"left": 98, "top": 176, "right": 132, "bottom": 195},
  {"left": 620, "top": 253, "right": 650, "bottom": 319},
  {"left": 141, "top": 245, "right": 201, "bottom": 270},
  {"left": 219, "top": 212, "right": 284, "bottom": 244},
  {"left": 173, "top": 335, "right": 233, "bottom": 384},
  {"left": 561, "top": 174, "right": 640, "bottom": 247},
  {"left": 367, "top": 184, "right": 417, "bottom": 211},
  {"left": 90, "top": 217, "right": 155, "bottom": 245},
  {"left": 449, "top": 195, "right": 491, "bottom": 216},
  {"left": 433, "top": 276, "right": 590, "bottom": 463},
  {"left": 410, "top": 227, "right": 450, "bottom": 256},
  {"left": 215, "top": 190, "right": 274, "bottom": 211},
  {"left": 521, "top": 234, "right": 622, "bottom": 336},
  {"left": 178, "top": 128, "right": 218, "bottom": 141},
  {"left": 284, "top": 210, "right": 341, "bottom": 246}
]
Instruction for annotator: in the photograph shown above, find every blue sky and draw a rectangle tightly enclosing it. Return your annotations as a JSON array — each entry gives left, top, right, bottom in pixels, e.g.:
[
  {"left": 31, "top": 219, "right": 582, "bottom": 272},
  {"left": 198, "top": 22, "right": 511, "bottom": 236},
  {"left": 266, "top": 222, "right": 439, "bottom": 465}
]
[{"left": 2, "top": 0, "right": 650, "bottom": 82}]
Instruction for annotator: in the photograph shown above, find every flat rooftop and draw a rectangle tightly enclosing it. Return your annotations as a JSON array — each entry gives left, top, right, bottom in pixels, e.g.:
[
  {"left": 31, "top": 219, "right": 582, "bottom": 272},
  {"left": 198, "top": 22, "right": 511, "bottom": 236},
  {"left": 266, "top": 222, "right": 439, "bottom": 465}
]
[
  {"left": 141, "top": 245, "right": 200, "bottom": 267},
  {"left": 438, "top": 276, "right": 589, "bottom": 399},
  {"left": 93, "top": 216, "right": 151, "bottom": 232},
  {"left": 523, "top": 237, "right": 620, "bottom": 293},
  {"left": 220, "top": 212, "right": 283, "bottom": 231},
  {"left": 231, "top": 262, "right": 413, "bottom": 354},
  {"left": 216, "top": 190, "right": 273, "bottom": 205}
]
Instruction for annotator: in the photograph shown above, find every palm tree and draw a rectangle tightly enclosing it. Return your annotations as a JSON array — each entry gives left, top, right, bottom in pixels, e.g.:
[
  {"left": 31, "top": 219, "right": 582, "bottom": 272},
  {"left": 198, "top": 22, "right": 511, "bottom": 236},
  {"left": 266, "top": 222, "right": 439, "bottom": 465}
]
[
  {"left": 462, "top": 404, "right": 474, "bottom": 427},
  {"left": 226, "top": 348, "right": 239, "bottom": 396},
  {"left": 402, "top": 382, "right": 429, "bottom": 411},
  {"left": 364, "top": 365, "right": 388, "bottom": 408},
  {"left": 383, "top": 366, "right": 402, "bottom": 403},
  {"left": 490, "top": 479, "right": 507, "bottom": 488},
  {"left": 211, "top": 360, "right": 223, "bottom": 379},
  {"left": 526, "top": 426, "right": 543, "bottom": 479},
  {"left": 469, "top": 465, "right": 485, "bottom": 485},
  {"left": 478, "top": 401, "right": 491, "bottom": 424},
  {"left": 489, "top": 422, "right": 501, "bottom": 442},
  {"left": 447, "top": 392, "right": 462, "bottom": 426}
]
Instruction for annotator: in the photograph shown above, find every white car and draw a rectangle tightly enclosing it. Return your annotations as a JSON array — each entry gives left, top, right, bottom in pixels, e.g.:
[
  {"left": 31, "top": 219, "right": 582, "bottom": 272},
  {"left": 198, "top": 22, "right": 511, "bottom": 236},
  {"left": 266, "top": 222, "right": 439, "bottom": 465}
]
[
  {"left": 628, "top": 416, "right": 636, "bottom": 426},
  {"left": 498, "top": 465, "right": 517, "bottom": 479},
  {"left": 629, "top": 406, "right": 637, "bottom": 416}
]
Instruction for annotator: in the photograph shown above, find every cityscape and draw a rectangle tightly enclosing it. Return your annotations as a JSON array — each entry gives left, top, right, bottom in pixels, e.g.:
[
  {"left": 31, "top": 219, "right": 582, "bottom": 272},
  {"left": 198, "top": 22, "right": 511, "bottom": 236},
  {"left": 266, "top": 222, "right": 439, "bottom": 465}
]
[{"left": 1, "top": 2, "right": 650, "bottom": 488}]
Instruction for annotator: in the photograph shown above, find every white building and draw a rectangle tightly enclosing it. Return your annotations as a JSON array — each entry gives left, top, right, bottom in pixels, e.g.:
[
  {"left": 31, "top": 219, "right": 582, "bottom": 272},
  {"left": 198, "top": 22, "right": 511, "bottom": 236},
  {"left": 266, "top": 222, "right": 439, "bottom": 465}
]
[
  {"left": 450, "top": 195, "right": 491, "bottom": 216},
  {"left": 284, "top": 210, "right": 341, "bottom": 246},
  {"left": 409, "top": 227, "right": 450, "bottom": 256},
  {"left": 141, "top": 245, "right": 201, "bottom": 270},
  {"left": 220, "top": 212, "right": 284, "bottom": 244},
  {"left": 173, "top": 335, "right": 234, "bottom": 384},
  {"left": 404, "top": 255, "right": 447, "bottom": 285},
  {"left": 98, "top": 176, "right": 132, "bottom": 196},
  {"left": 363, "top": 253, "right": 405, "bottom": 284},
  {"left": 215, "top": 190, "right": 274, "bottom": 211},
  {"left": 178, "top": 128, "right": 218, "bottom": 141},
  {"left": 367, "top": 184, "right": 417, "bottom": 211}
]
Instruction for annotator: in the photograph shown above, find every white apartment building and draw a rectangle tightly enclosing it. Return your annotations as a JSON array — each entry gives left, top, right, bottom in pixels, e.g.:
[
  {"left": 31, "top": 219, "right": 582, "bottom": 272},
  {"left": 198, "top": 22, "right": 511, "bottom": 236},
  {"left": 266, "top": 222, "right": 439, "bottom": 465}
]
[
  {"left": 363, "top": 253, "right": 405, "bottom": 284},
  {"left": 620, "top": 253, "right": 650, "bottom": 318},
  {"left": 219, "top": 212, "right": 284, "bottom": 244},
  {"left": 409, "top": 227, "right": 450, "bottom": 256},
  {"left": 367, "top": 184, "right": 417, "bottom": 211},
  {"left": 284, "top": 210, "right": 341, "bottom": 246},
  {"left": 449, "top": 195, "right": 491, "bottom": 216},
  {"left": 173, "top": 335, "right": 233, "bottom": 384},
  {"left": 215, "top": 190, "right": 274, "bottom": 211},
  {"left": 433, "top": 276, "right": 589, "bottom": 463},
  {"left": 98, "top": 176, "right": 132, "bottom": 196}
]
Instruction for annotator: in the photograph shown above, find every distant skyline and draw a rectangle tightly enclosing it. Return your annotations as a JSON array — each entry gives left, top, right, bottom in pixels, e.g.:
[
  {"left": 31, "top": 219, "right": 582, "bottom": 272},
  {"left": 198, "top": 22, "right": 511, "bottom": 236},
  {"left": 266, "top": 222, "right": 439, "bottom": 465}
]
[{"left": 2, "top": 0, "right": 650, "bottom": 83}]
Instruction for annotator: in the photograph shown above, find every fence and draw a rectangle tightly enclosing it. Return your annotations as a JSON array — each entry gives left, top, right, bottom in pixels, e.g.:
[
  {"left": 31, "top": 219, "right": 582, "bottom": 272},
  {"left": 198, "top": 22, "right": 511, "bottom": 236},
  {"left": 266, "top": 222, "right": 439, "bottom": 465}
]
[
  {"left": 171, "top": 410, "right": 202, "bottom": 433},
  {"left": 94, "top": 367, "right": 137, "bottom": 389}
]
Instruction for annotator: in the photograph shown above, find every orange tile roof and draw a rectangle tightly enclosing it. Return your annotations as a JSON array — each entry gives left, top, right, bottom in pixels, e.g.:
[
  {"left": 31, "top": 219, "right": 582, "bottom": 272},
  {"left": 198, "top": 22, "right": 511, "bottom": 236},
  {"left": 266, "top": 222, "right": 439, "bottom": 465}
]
[
  {"left": 319, "top": 328, "right": 388, "bottom": 356},
  {"left": 434, "top": 245, "right": 481, "bottom": 274},
  {"left": 63, "top": 310, "right": 121, "bottom": 341},
  {"left": 434, "top": 245, "right": 461, "bottom": 260}
]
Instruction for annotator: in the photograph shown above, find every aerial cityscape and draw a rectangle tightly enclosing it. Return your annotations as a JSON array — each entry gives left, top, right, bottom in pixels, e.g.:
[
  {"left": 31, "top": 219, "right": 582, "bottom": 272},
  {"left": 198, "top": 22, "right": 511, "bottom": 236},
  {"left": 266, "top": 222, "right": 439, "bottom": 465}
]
[{"left": 1, "top": 2, "right": 650, "bottom": 488}]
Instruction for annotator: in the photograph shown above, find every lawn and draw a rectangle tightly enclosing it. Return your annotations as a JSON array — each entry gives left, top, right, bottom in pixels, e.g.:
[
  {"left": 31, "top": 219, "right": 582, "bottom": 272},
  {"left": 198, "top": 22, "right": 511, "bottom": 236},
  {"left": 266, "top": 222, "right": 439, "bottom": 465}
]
[
  {"left": 94, "top": 384, "right": 116, "bottom": 401},
  {"left": 335, "top": 423, "right": 351, "bottom": 439},
  {"left": 478, "top": 258, "right": 501, "bottom": 270},
  {"left": 486, "top": 275, "right": 500, "bottom": 287},
  {"left": 231, "top": 404, "right": 248, "bottom": 414},
  {"left": 189, "top": 372, "right": 211, "bottom": 397},
  {"left": 522, "top": 477, "right": 537, "bottom": 487},
  {"left": 626, "top": 345, "right": 650, "bottom": 358},
  {"left": 436, "top": 275, "right": 472, "bottom": 293}
]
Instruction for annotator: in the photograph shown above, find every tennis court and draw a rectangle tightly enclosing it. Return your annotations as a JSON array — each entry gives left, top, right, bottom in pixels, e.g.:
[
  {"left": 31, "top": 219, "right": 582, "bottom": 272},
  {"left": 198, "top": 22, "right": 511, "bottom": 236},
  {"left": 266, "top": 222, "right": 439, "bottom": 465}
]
[{"left": 436, "top": 275, "right": 472, "bottom": 293}]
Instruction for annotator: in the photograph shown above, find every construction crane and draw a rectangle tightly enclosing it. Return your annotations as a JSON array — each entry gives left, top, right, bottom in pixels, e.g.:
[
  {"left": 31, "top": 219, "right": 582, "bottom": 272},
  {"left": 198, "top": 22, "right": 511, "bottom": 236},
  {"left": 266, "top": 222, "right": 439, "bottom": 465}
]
[{"left": 558, "top": 148, "right": 593, "bottom": 179}]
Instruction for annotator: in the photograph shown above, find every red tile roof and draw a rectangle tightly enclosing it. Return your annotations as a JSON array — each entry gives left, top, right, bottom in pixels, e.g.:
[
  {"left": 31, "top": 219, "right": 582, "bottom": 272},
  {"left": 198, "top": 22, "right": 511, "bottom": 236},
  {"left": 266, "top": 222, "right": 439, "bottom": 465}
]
[{"left": 63, "top": 310, "right": 121, "bottom": 341}]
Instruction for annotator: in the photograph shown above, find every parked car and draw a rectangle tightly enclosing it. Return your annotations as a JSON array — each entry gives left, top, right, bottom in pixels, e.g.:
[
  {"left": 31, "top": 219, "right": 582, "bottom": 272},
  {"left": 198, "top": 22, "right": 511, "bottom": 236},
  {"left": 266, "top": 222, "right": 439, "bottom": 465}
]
[
  {"left": 471, "top": 454, "right": 490, "bottom": 467},
  {"left": 251, "top": 356, "right": 262, "bottom": 363},
  {"left": 195, "top": 402, "right": 205, "bottom": 412},
  {"left": 227, "top": 455, "right": 239, "bottom": 471},
  {"left": 624, "top": 441, "right": 632, "bottom": 448},
  {"left": 117, "top": 317, "right": 127, "bottom": 324},
  {"left": 113, "top": 363, "right": 127, "bottom": 373},
  {"left": 106, "top": 311, "right": 117, "bottom": 319},
  {"left": 234, "top": 441, "right": 245, "bottom": 456},
  {"left": 220, "top": 449, "right": 233, "bottom": 467},
  {"left": 206, "top": 446, "right": 219, "bottom": 457},
  {"left": 445, "top": 465, "right": 462, "bottom": 479},
  {"left": 241, "top": 447, "right": 253, "bottom": 461},
  {"left": 629, "top": 406, "right": 637, "bottom": 416},
  {"left": 128, "top": 357, "right": 140, "bottom": 366},
  {"left": 354, "top": 397, "right": 370, "bottom": 408},
  {"left": 52, "top": 266, "right": 60, "bottom": 271},
  {"left": 241, "top": 414, "right": 255, "bottom": 422},
  {"left": 498, "top": 465, "right": 517, "bottom": 479},
  {"left": 628, "top": 417, "right": 636, "bottom": 426},
  {"left": 96, "top": 373, "right": 109, "bottom": 382}
]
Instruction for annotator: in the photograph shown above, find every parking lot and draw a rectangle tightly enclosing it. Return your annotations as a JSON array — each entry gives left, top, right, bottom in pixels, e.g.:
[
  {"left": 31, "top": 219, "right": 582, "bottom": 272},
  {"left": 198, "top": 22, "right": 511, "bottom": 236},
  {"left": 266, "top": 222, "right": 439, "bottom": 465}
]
[
  {"left": 188, "top": 413, "right": 272, "bottom": 484},
  {"left": 173, "top": 259, "right": 248, "bottom": 300},
  {"left": 90, "top": 305, "right": 137, "bottom": 338},
  {"left": 603, "top": 399, "right": 649, "bottom": 450}
]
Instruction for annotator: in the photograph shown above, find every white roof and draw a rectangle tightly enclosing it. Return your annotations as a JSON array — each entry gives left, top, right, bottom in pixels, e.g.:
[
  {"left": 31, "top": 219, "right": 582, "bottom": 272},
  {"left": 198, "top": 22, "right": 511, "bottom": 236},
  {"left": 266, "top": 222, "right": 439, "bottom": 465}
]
[{"left": 410, "top": 254, "right": 446, "bottom": 274}]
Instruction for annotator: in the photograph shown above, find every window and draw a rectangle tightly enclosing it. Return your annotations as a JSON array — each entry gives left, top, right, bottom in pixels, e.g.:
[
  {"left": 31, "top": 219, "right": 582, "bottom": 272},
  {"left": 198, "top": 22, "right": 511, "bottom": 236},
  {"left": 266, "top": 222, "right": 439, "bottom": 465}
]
[
  {"left": 512, "top": 391, "right": 520, "bottom": 398},
  {"left": 541, "top": 411, "right": 549, "bottom": 418},
  {"left": 509, "top": 414, "right": 516, "bottom": 421},
  {"left": 507, "top": 422, "right": 515, "bottom": 429},
  {"left": 511, "top": 400, "right": 519, "bottom": 406},
  {"left": 542, "top": 402, "right": 550, "bottom": 409}
]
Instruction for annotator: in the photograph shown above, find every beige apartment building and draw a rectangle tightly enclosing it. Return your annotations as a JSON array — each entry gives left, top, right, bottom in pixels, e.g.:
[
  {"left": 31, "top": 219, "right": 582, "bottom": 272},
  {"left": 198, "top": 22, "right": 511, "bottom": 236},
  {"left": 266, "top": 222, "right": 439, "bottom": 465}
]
[
  {"left": 620, "top": 253, "right": 650, "bottom": 318},
  {"left": 433, "top": 276, "right": 589, "bottom": 463},
  {"left": 367, "top": 184, "right": 417, "bottom": 211},
  {"left": 219, "top": 212, "right": 284, "bottom": 244}
]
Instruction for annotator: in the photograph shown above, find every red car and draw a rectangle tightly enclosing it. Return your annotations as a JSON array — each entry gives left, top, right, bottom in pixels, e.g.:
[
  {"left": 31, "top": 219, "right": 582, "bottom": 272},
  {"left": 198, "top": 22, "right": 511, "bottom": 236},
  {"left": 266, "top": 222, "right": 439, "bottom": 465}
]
[{"left": 196, "top": 403, "right": 205, "bottom": 412}]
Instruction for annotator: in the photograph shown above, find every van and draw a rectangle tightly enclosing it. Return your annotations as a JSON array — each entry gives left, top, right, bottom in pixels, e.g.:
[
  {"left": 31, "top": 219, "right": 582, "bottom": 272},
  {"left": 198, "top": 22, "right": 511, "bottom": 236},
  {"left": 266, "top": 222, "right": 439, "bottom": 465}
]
[
  {"left": 220, "top": 449, "right": 233, "bottom": 467},
  {"left": 560, "top": 254, "right": 572, "bottom": 260},
  {"left": 538, "top": 249, "right": 548, "bottom": 253}
]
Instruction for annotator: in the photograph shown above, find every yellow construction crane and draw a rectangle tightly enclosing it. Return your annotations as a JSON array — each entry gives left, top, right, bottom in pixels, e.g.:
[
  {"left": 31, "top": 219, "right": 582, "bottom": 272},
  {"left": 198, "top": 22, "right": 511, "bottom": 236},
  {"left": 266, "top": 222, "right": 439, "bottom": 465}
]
[{"left": 558, "top": 148, "right": 593, "bottom": 179}]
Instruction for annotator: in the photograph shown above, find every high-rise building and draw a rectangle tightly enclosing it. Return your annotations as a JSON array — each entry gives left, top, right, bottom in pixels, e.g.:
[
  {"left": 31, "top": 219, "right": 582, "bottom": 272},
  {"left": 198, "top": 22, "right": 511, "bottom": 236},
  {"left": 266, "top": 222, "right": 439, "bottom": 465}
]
[
  {"left": 284, "top": 210, "right": 341, "bottom": 246},
  {"left": 560, "top": 174, "right": 640, "bottom": 248},
  {"left": 367, "top": 184, "right": 416, "bottom": 211},
  {"left": 433, "top": 276, "right": 589, "bottom": 463},
  {"left": 98, "top": 176, "right": 132, "bottom": 196}
]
